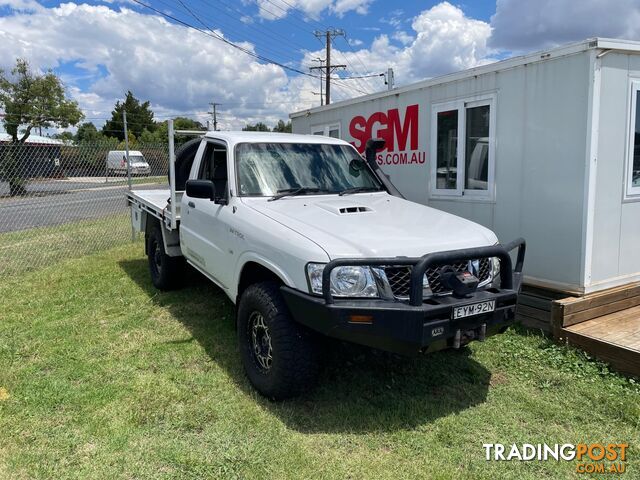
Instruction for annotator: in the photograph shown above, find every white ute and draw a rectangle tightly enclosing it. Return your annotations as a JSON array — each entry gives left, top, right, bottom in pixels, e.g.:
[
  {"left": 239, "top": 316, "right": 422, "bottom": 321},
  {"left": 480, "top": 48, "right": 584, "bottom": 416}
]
[{"left": 127, "top": 127, "right": 526, "bottom": 399}]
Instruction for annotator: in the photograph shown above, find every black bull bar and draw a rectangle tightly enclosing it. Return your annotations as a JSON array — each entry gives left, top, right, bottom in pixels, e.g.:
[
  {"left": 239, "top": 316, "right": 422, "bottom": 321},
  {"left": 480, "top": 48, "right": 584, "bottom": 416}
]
[{"left": 321, "top": 238, "right": 526, "bottom": 305}]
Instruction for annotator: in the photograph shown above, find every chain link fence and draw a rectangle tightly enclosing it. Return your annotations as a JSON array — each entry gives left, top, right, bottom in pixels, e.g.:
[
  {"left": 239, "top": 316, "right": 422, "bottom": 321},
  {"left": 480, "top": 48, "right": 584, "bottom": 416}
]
[{"left": 0, "top": 140, "right": 173, "bottom": 277}]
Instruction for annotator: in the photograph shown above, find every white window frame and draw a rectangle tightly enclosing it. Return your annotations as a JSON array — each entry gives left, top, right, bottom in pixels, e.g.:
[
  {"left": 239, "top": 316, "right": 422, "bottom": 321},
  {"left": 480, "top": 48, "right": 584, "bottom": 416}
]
[
  {"left": 311, "top": 122, "right": 341, "bottom": 138},
  {"left": 625, "top": 80, "right": 640, "bottom": 199},
  {"left": 430, "top": 94, "right": 496, "bottom": 200}
]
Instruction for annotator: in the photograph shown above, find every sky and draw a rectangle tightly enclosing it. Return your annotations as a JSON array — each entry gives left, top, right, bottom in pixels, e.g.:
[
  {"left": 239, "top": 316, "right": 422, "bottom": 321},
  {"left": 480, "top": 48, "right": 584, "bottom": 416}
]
[{"left": 1, "top": 0, "right": 640, "bottom": 132}]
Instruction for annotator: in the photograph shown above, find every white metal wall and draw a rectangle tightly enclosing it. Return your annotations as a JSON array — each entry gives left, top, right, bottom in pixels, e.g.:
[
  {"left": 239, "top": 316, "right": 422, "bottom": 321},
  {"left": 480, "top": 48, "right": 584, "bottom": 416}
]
[
  {"left": 590, "top": 51, "right": 640, "bottom": 290},
  {"left": 292, "top": 51, "right": 593, "bottom": 291}
]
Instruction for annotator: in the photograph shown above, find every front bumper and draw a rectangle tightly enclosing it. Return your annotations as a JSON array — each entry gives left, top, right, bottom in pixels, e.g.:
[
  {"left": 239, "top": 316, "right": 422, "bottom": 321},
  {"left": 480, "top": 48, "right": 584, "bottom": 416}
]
[{"left": 281, "top": 238, "right": 526, "bottom": 356}]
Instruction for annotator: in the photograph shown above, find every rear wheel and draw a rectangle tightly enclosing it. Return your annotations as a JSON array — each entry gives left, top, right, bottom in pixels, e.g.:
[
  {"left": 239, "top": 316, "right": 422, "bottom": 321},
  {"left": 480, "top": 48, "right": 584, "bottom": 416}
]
[
  {"left": 146, "top": 223, "right": 183, "bottom": 290},
  {"left": 237, "top": 282, "right": 319, "bottom": 400}
]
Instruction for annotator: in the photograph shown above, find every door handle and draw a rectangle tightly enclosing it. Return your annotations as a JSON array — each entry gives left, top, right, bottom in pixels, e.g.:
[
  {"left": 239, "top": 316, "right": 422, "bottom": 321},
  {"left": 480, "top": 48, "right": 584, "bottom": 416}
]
[{"left": 188, "top": 201, "right": 195, "bottom": 208}]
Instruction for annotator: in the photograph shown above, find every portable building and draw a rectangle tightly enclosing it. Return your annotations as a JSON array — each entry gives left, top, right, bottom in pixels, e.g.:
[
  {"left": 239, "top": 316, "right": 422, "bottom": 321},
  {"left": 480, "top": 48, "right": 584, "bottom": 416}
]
[{"left": 291, "top": 38, "right": 640, "bottom": 297}]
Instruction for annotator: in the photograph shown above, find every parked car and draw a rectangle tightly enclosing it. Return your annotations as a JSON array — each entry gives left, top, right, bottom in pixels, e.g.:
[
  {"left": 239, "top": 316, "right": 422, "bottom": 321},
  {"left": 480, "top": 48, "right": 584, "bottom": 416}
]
[
  {"left": 107, "top": 150, "right": 150, "bottom": 176},
  {"left": 127, "top": 131, "right": 526, "bottom": 400}
]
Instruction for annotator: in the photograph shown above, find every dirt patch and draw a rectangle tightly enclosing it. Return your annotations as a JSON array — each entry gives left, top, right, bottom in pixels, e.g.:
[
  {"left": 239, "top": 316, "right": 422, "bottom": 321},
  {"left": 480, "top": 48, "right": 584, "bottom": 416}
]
[{"left": 489, "top": 371, "right": 509, "bottom": 387}]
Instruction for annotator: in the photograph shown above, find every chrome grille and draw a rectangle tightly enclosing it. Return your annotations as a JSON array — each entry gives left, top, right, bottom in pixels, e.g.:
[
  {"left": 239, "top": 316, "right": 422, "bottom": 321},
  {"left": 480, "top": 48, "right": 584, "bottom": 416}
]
[{"left": 383, "top": 258, "right": 492, "bottom": 298}]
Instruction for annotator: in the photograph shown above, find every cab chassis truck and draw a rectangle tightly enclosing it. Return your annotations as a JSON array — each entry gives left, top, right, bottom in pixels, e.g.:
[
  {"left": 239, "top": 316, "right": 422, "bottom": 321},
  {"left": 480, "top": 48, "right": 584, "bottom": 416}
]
[{"left": 127, "top": 122, "right": 526, "bottom": 399}]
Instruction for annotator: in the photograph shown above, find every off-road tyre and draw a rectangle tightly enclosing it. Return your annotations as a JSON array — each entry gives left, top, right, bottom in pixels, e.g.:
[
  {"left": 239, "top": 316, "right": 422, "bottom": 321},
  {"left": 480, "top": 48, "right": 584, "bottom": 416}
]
[
  {"left": 237, "top": 282, "right": 319, "bottom": 400},
  {"left": 170, "top": 138, "right": 202, "bottom": 191},
  {"left": 146, "top": 223, "right": 183, "bottom": 290}
]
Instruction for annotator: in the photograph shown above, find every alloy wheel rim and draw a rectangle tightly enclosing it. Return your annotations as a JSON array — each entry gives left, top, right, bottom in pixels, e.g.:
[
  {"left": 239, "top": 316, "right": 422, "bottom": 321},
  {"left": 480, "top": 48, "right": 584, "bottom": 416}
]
[{"left": 249, "top": 311, "right": 272, "bottom": 372}]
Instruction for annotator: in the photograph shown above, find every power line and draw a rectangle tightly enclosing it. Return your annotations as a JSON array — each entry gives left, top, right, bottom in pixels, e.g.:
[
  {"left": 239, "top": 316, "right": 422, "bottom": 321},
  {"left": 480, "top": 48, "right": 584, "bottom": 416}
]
[
  {"left": 339, "top": 73, "right": 385, "bottom": 80},
  {"left": 172, "top": 0, "right": 308, "bottom": 65},
  {"left": 167, "top": 0, "right": 375, "bottom": 99},
  {"left": 338, "top": 33, "right": 381, "bottom": 92},
  {"left": 264, "top": 0, "right": 381, "bottom": 93},
  {"left": 167, "top": 0, "right": 372, "bottom": 98},
  {"left": 255, "top": 0, "right": 378, "bottom": 94},
  {"left": 129, "top": 0, "right": 318, "bottom": 79},
  {"left": 309, "top": 57, "right": 324, "bottom": 106}
]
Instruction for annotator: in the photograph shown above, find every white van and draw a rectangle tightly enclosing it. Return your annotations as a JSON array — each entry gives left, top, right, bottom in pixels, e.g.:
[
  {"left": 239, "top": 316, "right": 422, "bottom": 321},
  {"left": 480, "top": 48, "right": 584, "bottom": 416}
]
[{"left": 106, "top": 150, "right": 151, "bottom": 176}]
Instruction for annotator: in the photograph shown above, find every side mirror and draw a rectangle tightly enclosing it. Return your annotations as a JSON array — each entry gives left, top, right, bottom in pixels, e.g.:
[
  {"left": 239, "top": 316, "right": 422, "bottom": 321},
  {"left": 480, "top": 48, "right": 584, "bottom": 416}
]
[
  {"left": 186, "top": 179, "right": 215, "bottom": 200},
  {"left": 185, "top": 179, "right": 228, "bottom": 205},
  {"left": 349, "top": 158, "right": 365, "bottom": 177}
]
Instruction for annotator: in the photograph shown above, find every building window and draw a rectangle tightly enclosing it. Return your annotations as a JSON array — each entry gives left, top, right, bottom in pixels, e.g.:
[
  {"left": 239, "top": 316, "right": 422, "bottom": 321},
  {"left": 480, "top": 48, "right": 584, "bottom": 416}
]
[
  {"left": 311, "top": 123, "right": 340, "bottom": 138},
  {"left": 430, "top": 95, "right": 495, "bottom": 198},
  {"left": 626, "top": 82, "right": 640, "bottom": 197}
]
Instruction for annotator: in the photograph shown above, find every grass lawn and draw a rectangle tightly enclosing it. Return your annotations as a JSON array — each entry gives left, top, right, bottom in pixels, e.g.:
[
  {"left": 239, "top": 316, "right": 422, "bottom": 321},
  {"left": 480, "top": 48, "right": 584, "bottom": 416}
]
[
  {"left": 0, "top": 244, "right": 638, "bottom": 479},
  {"left": 0, "top": 214, "right": 131, "bottom": 277}
]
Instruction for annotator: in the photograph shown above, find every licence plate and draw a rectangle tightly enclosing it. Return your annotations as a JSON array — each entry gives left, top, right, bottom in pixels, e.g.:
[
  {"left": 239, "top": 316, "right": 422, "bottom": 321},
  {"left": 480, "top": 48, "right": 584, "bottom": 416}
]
[{"left": 452, "top": 300, "right": 495, "bottom": 319}]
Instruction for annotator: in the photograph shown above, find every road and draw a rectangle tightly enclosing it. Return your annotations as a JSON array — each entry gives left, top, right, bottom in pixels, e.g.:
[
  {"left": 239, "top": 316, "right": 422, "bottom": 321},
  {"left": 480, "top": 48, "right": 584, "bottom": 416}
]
[{"left": 0, "top": 181, "right": 167, "bottom": 233}]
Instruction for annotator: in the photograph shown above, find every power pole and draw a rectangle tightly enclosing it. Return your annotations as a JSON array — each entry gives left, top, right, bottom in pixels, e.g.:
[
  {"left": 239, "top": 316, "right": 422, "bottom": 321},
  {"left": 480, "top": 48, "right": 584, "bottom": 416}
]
[
  {"left": 123, "top": 110, "right": 134, "bottom": 241},
  {"left": 310, "top": 58, "right": 324, "bottom": 106},
  {"left": 208, "top": 101, "right": 220, "bottom": 131},
  {"left": 312, "top": 29, "right": 346, "bottom": 105}
]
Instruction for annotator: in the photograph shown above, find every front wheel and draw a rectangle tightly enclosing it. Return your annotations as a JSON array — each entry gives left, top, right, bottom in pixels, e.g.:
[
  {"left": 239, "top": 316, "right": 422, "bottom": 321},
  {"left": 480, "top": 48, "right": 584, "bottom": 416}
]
[{"left": 237, "top": 282, "right": 319, "bottom": 400}]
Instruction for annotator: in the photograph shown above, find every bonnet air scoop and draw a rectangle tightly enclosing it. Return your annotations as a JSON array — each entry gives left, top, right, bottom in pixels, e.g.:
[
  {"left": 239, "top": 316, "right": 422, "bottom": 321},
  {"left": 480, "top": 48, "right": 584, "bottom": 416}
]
[
  {"left": 339, "top": 206, "right": 371, "bottom": 214},
  {"left": 315, "top": 200, "right": 374, "bottom": 215}
]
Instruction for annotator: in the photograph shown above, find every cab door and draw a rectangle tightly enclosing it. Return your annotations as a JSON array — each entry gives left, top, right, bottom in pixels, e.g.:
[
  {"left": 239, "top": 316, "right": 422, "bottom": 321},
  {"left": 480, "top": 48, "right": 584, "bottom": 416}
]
[{"left": 180, "top": 140, "right": 234, "bottom": 288}]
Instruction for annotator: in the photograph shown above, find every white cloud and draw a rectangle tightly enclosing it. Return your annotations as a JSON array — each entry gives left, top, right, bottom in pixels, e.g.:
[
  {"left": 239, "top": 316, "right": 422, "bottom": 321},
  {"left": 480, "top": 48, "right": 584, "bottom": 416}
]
[
  {"left": 380, "top": 9, "right": 404, "bottom": 28},
  {"left": 392, "top": 30, "right": 413, "bottom": 45},
  {"left": 0, "top": 0, "right": 42, "bottom": 11},
  {"left": 255, "top": 0, "right": 371, "bottom": 20},
  {"left": 407, "top": 2, "right": 492, "bottom": 77},
  {"left": 332, "top": 0, "right": 370, "bottom": 16},
  {"left": 0, "top": 2, "right": 316, "bottom": 128},
  {"left": 490, "top": 0, "right": 640, "bottom": 51}
]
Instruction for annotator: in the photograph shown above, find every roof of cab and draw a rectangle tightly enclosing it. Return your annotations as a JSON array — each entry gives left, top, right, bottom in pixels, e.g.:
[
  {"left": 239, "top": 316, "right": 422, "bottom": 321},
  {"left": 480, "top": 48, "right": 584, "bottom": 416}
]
[{"left": 201, "top": 131, "right": 349, "bottom": 146}]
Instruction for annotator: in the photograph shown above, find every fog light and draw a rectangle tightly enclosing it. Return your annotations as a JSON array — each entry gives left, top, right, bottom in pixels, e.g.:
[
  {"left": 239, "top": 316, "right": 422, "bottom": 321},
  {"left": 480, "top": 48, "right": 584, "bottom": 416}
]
[{"left": 349, "top": 315, "right": 373, "bottom": 324}]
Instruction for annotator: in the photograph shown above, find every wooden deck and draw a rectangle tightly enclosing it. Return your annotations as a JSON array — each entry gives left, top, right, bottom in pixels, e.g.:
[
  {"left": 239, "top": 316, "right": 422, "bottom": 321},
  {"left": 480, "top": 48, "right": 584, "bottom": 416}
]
[{"left": 552, "top": 283, "right": 640, "bottom": 377}]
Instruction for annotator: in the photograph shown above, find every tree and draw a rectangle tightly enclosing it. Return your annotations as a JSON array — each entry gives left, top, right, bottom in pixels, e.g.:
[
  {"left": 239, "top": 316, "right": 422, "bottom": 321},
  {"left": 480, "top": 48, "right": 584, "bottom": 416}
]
[
  {"left": 52, "top": 131, "right": 74, "bottom": 142},
  {"left": 153, "top": 117, "right": 204, "bottom": 143},
  {"left": 75, "top": 122, "right": 103, "bottom": 143},
  {"left": 272, "top": 120, "right": 292, "bottom": 133},
  {"left": 242, "top": 122, "right": 270, "bottom": 132},
  {"left": 102, "top": 91, "right": 155, "bottom": 140},
  {"left": 242, "top": 120, "right": 291, "bottom": 132},
  {"left": 0, "top": 58, "right": 84, "bottom": 143},
  {"left": 0, "top": 58, "right": 83, "bottom": 195}
]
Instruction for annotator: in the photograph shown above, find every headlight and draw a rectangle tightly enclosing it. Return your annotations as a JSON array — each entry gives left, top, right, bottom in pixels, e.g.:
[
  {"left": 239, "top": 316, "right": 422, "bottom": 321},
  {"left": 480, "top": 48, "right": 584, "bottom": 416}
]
[
  {"left": 422, "top": 274, "right": 433, "bottom": 297},
  {"left": 306, "top": 263, "right": 379, "bottom": 297},
  {"left": 490, "top": 257, "right": 501, "bottom": 286}
]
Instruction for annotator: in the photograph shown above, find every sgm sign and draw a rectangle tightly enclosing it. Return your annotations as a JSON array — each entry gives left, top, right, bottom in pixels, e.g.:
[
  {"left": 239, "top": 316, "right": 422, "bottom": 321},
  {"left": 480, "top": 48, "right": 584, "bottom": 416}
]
[{"left": 349, "top": 104, "right": 426, "bottom": 165}]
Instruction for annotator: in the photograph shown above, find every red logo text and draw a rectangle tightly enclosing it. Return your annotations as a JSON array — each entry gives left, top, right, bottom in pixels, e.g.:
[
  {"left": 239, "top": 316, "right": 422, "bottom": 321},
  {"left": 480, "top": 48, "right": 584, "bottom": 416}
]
[{"left": 348, "top": 104, "right": 425, "bottom": 165}]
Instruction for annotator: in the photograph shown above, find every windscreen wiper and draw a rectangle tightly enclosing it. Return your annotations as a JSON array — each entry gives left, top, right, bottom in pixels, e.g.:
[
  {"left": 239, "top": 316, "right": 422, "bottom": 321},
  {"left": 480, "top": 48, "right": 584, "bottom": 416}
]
[
  {"left": 338, "top": 186, "right": 382, "bottom": 196},
  {"left": 268, "top": 187, "right": 327, "bottom": 201}
]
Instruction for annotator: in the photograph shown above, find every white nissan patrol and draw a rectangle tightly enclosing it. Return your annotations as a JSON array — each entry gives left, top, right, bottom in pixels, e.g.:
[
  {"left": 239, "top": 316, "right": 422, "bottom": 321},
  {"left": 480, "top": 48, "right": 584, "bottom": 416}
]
[{"left": 127, "top": 128, "right": 526, "bottom": 400}]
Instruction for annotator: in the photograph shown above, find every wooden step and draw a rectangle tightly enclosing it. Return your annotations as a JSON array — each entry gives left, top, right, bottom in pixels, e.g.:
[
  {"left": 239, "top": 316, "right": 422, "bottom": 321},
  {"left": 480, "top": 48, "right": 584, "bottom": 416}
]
[
  {"left": 560, "top": 305, "right": 640, "bottom": 377},
  {"left": 551, "top": 282, "right": 640, "bottom": 333}
]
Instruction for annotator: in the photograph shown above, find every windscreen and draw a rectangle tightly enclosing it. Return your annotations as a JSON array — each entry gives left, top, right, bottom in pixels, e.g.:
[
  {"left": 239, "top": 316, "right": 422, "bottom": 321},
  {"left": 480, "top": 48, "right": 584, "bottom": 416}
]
[
  {"left": 235, "top": 143, "right": 381, "bottom": 196},
  {"left": 129, "top": 155, "right": 146, "bottom": 164}
]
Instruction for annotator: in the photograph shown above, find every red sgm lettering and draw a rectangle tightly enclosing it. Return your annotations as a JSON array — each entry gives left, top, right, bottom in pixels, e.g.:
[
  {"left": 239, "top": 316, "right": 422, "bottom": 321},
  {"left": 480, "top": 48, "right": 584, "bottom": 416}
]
[{"left": 349, "top": 104, "right": 419, "bottom": 154}]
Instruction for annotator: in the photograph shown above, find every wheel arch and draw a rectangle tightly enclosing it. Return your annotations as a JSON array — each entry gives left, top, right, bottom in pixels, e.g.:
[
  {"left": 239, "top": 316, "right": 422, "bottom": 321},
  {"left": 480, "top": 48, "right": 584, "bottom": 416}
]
[{"left": 235, "top": 257, "right": 292, "bottom": 302}]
